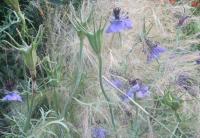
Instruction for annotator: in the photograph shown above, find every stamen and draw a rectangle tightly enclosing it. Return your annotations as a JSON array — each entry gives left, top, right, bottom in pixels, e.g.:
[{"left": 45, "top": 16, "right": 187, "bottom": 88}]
[{"left": 113, "top": 7, "right": 121, "bottom": 20}]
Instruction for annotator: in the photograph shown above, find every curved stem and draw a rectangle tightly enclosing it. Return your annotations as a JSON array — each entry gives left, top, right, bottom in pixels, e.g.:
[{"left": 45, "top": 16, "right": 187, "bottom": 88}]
[{"left": 97, "top": 54, "right": 116, "bottom": 129}]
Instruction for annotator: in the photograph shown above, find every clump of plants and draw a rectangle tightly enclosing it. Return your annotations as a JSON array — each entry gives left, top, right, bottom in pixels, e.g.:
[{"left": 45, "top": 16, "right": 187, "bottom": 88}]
[{"left": 0, "top": 0, "right": 199, "bottom": 138}]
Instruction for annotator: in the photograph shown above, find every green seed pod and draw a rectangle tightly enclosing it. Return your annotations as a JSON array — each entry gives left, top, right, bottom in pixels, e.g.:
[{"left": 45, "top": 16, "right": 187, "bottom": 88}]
[
  {"left": 3, "top": 25, "right": 43, "bottom": 75},
  {"left": 86, "top": 29, "right": 104, "bottom": 55},
  {"left": 21, "top": 46, "right": 37, "bottom": 72}
]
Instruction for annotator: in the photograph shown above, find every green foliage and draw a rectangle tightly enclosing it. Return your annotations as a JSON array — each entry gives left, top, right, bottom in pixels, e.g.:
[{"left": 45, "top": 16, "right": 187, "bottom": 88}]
[
  {"left": 162, "top": 90, "right": 183, "bottom": 112},
  {"left": 182, "top": 21, "right": 200, "bottom": 36},
  {"left": 190, "top": 43, "right": 200, "bottom": 51}
]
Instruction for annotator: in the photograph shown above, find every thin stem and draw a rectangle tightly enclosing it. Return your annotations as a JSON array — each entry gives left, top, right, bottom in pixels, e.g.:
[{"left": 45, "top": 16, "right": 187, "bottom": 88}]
[
  {"left": 53, "top": 86, "right": 59, "bottom": 113},
  {"left": 118, "top": 32, "right": 122, "bottom": 48},
  {"left": 63, "top": 36, "right": 84, "bottom": 117},
  {"left": 134, "top": 96, "right": 139, "bottom": 137},
  {"left": 23, "top": 70, "right": 36, "bottom": 132},
  {"left": 97, "top": 54, "right": 116, "bottom": 129},
  {"left": 108, "top": 33, "right": 115, "bottom": 49},
  {"left": 176, "top": 28, "right": 180, "bottom": 47},
  {"left": 174, "top": 111, "right": 181, "bottom": 123},
  {"left": 170, "top": 122, "right": 179, "bottom": 138},
  {"left": 17, "top": 11, "right": 27, "bottom": 37}
]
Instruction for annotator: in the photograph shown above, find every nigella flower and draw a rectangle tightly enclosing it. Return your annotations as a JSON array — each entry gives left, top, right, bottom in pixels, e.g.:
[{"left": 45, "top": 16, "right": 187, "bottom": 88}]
[
  {"left": 92, "top": 127, "right": 107, "bottom": 138},
  {"left": 2, "top": 92, "right": 22, "bottom": 102},
  {"left": 106, "top": 7, "right": 133, "bottom": 33},
  {"left": 177, "top": 16, "right": 189, "bottom": 26},
  {"left": 122, "top": 79, "right": 150, "bottom": 102},
  {"left": 145, "top": 39, "right": 166, "bottom": 63}
]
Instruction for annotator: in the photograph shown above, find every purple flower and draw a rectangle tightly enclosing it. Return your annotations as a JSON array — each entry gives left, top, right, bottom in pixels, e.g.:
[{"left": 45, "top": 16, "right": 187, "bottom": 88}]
[
  {"left": 177, "top": 16, "right": 189, "bottom": 26},
  {"left": 136, "top": 85, "right": 150, "bottom": 98},
  {"left": 2, "top": 92, "right": 22, "bottom": 102},
  {"left": 106, "top": 7, "right": 133, "bottom": 33},
  {"left": 92, "top": 127, "right": 107, "bottom": 138},
  {"left": 145, "top": 39, "right": 166, "bottom": 63},
  {"left": 111, "top": 79, "right": 123, "bottom": 89},
  {"left": 122, "top": 79, "right": 150, "bottom": 102}
]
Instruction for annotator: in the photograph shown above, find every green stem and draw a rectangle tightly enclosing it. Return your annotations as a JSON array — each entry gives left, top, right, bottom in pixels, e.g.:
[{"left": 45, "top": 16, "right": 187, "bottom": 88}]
[
  {"left": 17, "top": 11, "right": 27, "bottom": 37},
  {"left": 134, "top": 97, "right": 139, "bottom": 138},
  {"left": 176, "top": 28, "right": 180, "bottom": 47},
  {"left": 175, "top": 111, "right": 181, "bottom": 122},
  {"left": 63, "top": 36, "right": 84, "bottom": 117},
  {"left": 23, "top": 70, "right": 36, "bottom": 132},
  {"left": 97, "top": 54, "right": 116, "bottom": 129},
  {"left": 53, "top": 86, "right": 59, "bottom": 113},
  {"left": 118, "top": 32, "right": 122, "bottom": 48}
]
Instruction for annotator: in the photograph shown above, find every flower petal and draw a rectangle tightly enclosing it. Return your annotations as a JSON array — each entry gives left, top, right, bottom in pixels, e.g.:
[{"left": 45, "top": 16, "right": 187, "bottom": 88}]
[
  {"left": 155, "top": 45, "right": 167, "bottom": 53},
  {"left": 106, "top": 21, "right": 125, "bottom": 33},
  {"left": 111, "top": 79, "right": 123, "bottom": 89},
  {"left": 147, "top": 45, "right": 166, "bottom": 63},
  {"left": 122, "top": 84, "right": 140, "bottom": 102},
  {"left": 124, "top": 19, "right": 133, "bottom": 29},
  {"left": 136, "top": 90, "right": 150, "bottom": 98},
  {"left": 2, "top": 93, "right": 22, "bottom": 102},
  {"left": 106, "top": 19, "right": 133, "bottom": 33},
  {"left": 92, "top": 127, "right": 107, "bottom": 138}
]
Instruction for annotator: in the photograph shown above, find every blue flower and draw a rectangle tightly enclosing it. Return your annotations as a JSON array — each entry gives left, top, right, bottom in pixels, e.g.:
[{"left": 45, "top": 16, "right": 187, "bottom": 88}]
[
  {"left": 122, "top": 79, "right": 150, "bottom": 102},
  {"left": 136, "top": 85, "right": 150, "bottom": 98},
  {"left": 145, "top": 39, "right": 166, "bottom": 63},
  {"left": 2, "top": 92, "right": 22, "bottom": 102},
  {"left": 92, "top": 127, "right": 107, "bottom": 138},
  {"left": 147, "top": 45, "right": 166, "bottom": 63},
  {"left": 106, "top": 7, "right": 133, "bottom": 33}
]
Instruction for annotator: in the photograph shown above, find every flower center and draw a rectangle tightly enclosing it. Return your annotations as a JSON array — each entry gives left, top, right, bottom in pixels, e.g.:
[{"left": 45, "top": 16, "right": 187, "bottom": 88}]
[{"left": 113, "top": 7, "right": 121, "bottom": 20}]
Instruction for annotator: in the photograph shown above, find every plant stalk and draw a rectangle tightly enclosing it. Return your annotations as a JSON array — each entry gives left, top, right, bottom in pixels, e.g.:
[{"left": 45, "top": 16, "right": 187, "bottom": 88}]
[
  {"left": 23, "top": 70, "right": 36, "bottom": 132},
  {"left": 17, "top": 11, "right": 27, "bottom": 37},
  {"left": 97, "top": 54, "right": 116, "bottom": 129}
]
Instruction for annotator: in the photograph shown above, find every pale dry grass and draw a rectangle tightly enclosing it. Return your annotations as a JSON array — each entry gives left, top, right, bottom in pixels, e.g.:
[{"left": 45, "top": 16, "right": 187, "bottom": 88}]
[{"left": 44, "top": 0, "right": 200, "bottom": 137}]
